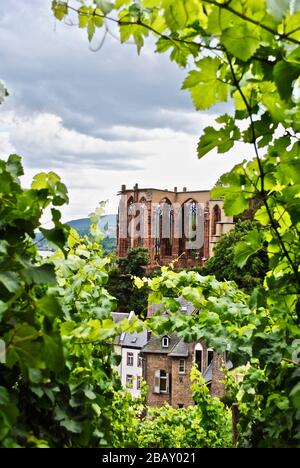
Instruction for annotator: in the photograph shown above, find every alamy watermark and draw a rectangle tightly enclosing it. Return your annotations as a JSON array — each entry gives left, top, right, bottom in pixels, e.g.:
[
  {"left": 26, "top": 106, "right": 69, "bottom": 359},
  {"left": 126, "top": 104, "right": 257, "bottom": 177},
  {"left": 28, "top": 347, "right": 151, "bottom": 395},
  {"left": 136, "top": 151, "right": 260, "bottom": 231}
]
[{"left": 118, "top": 196, "right": 205, "bottom": 250}]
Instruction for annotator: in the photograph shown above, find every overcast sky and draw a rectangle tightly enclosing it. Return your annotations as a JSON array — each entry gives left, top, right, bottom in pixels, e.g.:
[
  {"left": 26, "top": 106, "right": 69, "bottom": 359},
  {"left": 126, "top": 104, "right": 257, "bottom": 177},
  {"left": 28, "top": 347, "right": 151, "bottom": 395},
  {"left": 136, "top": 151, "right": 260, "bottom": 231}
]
[{"left": 0, "top": 0, "right": 253, "bottom": 222}]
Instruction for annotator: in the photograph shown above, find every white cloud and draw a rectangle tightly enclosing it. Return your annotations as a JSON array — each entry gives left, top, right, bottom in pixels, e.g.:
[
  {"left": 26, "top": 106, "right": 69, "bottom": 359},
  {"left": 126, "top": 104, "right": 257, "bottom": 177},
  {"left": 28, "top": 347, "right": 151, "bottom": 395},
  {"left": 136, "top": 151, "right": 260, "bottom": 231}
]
[
  {"left": 0, "top": 131, "right": 14, "bottom": 157},
  {"left": 0, "top": 104, "right": 255, "bottom": 220},
  {"left": 0, "top": 0, "right": 255, "bottom": 222}
]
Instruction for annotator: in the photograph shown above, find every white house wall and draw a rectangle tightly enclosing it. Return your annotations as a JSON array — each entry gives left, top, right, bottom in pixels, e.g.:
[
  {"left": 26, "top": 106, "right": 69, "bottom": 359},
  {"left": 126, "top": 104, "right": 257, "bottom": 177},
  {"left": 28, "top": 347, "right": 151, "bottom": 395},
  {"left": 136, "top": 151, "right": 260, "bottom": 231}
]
[{"left": 121, "top": 347, "right": 143, "bottom": 398}]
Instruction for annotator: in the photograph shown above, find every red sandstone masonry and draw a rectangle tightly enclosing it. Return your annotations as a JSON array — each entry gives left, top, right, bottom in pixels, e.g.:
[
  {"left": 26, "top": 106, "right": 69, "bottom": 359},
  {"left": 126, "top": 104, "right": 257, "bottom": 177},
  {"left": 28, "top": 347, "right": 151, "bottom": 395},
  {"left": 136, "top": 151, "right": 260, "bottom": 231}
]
[{"left": 116, "top": 186, "right": 234, "bottom": 269}]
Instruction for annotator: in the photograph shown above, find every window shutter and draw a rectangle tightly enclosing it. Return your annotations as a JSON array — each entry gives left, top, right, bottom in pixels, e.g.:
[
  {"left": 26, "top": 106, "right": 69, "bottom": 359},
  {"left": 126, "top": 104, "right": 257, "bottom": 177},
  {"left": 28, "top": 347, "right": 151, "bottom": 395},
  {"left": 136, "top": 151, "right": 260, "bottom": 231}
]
[
  {"left": 154, "top": 369, "right": 160, "bottom": 393},
  {"left": 166, "top": 373, "right": 169, "bottom": 394}
]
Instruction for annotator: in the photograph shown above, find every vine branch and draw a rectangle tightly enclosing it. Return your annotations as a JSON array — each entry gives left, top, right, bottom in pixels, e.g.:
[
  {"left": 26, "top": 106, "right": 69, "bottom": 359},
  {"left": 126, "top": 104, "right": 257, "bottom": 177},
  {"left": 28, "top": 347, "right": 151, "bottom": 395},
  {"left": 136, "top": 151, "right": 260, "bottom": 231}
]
[
  {"left": 67, "top": 5, "right": 223, "bottom": 52},
  {"left": 226, "top": 53, "right": 300, "bottom": 289},
  {"left": 202, "top": 0, "right": 300, "bottom": 46}
]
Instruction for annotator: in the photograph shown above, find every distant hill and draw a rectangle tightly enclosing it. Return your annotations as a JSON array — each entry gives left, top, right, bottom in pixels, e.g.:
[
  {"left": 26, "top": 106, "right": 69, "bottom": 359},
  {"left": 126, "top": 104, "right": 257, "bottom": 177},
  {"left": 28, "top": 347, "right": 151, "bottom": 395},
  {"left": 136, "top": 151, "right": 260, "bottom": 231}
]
[
  {"left": 36, "top": 214, "right": 117, "bottom": 254},
  {"left": 68, "top": 214, "right": 117, "bottom": 238}
]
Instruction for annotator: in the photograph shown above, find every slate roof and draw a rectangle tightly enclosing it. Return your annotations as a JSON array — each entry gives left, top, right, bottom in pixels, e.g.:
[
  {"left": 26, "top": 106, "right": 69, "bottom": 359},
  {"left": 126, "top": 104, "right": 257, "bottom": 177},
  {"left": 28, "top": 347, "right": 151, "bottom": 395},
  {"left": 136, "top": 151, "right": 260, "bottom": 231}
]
[
  {"left": 202, "top": 364, "right": 212, "bottom": 383},
  {"left": 202, "top": 360, "right": 234, "bottom": 383},
  {"left": 141, "top": 333, "right": 182, "bottom": 354},
  {"left": 168, "top": 339, "right": 189, "bottom": 357},
  {"left": 112, "top": 311, "right": 148, "bottom": 349},
  {"left": 112, "top": 312, "right": 130, "bottom": 324},
  {"left": 142, "top": 298, "right": 195, "bottom": 356},
  {"left": 112, "top": 312, "right": 129, "bottom": 346},
  {"left": 121, "top": 329, "right": 148, "bottom": 349}
]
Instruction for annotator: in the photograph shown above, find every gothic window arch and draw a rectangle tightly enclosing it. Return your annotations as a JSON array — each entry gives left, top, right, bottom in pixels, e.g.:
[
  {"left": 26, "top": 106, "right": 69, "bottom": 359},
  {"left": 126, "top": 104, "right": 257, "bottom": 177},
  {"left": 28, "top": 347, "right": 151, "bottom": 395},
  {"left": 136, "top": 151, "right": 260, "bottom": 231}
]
[
  {"left": 155, "top": 204, "right": 162, "bottom": 257},
  {"left": 180, "top": 199, "right": 203, "bottom": 258},
  {"left": 212, "top": 204, "right": 221, "bottom": 236},
  {"left": 155, "top": 198, "right": 173, "bottom": 257},
  {"left": 137, "top": 197, "right": 147, "bottom": 247},
  {"left": 127, "top": 196, "right": 134, "bottom": 249}
]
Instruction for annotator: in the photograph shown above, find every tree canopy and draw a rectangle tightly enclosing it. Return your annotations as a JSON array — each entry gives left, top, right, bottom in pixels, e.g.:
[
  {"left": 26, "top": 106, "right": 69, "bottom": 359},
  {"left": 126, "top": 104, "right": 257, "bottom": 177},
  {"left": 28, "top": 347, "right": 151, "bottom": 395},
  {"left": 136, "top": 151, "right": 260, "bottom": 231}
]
[
  {"left": 200, "top": 220, "right": 268, "bottom": 293},
  {"left": 106, "top": 247, "right": 149, "bottom": 316}
]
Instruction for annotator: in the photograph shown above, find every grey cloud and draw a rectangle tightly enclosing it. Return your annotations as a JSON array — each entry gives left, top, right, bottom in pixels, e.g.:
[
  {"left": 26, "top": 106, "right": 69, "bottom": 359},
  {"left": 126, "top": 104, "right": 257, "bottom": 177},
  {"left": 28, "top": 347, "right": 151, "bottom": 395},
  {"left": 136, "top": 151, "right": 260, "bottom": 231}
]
[
  {"left": 0, "top": 0, "right": 198, "bottom": 175},
  {"left": 0, "top": 0, "right": 234, "bottom": 188},
  {"left": 19, "top": 147, "right": 143, "bottom": 170},
  {"left": 0, "top": 0, "right": 193, "bottom": 137}
]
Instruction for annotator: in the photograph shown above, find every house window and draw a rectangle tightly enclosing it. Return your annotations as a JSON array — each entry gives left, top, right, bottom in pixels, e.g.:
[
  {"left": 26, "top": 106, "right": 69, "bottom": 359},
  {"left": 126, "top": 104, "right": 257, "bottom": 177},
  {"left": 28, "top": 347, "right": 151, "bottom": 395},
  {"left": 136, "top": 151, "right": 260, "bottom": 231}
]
[
  {"left": 207, "top": 348, "right": 214, "bottom": 367},
  {"left": 137, "top": 376, "right": 142, "bottom": 390},
  {"left": 127, "top": 352, "right": 134, "bottom": 366},
  {"left": 195, "top": 343, "right": 203, "bottom": 373},
  {"left": 162, "top": 336, "right": 169, "bottom": 348},
  {"left": 138, "top": 354, "right": 143, "bottom": 367},
  {"left": 154, "top": 369, "right": 169, "bottom": 394},
  {"left": 178, "top": 359, "right": 186, "bottom": 374},
  {"left": 126, "top": 375, "right": 133, "bottom": 388}
]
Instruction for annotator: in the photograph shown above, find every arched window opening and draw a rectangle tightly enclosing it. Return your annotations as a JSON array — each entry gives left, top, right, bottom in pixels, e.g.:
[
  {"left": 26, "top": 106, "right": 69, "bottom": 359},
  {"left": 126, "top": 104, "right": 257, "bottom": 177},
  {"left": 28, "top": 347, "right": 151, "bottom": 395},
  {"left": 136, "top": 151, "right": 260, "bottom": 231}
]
[
  {"left": 180, "top": 200, "right": 203, "bottom": 258},
  {"left": 212, "top": 204, "right": 221, "bottom": 236},
  {"left": 190, "top": 201, "right": 197, "bottom": 237},
  {"left": 127, "top": 197, "right": 147, "bottom": 248},
  {"left": 137, "top": 197, "right": 147, "bottom": 247},
  {"left": 207, "top": 348, "right": 214, "bottom": 367},
  {"left": 155, "top": 205, "right": 162, "bottom": 257},
  {"left": 194, "top": 343, "right": 203, "bottom": 373},
  {"left": 164, "top": 202, "right": 173, "bottom": 256},
  {"left": 127, "top": 197, "right": 135, "bottom": 249},
  {"left": 155, "top": 199, "right": 173, "bottom": 258}
]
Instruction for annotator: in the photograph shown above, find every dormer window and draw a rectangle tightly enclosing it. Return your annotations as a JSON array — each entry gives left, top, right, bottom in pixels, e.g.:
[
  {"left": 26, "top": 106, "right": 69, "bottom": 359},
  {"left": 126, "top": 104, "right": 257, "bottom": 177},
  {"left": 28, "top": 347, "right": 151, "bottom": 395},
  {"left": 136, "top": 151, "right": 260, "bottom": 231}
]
[{"left": 162, "top": 336, "right": 169, "bottom": 348}]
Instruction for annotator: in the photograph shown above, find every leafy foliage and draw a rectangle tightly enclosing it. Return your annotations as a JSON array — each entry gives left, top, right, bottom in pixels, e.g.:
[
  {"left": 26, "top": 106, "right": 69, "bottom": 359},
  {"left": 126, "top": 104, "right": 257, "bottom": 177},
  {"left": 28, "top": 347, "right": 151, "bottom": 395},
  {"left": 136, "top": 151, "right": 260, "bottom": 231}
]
[
  {"left": 135, "top": 265, "right": 300, "bottom": 447},
  {"left": 0, "top": 156, "right": 67, "bottom": 447},
  {"left": 0, "top": 155, "right": 232, "bottom": 448},
  {"left": 0, "top": 157, "right": 130, "bottom": 447},
  {"left": 0, "top": 81, "right": 8, "bottom": 105},
  {"left": 136, "top": 369, "right": 231, "bottom": 448},
  {"left": 106, "top": 247, "right": 149, "bottom": 316},
  {"left": 110, "top": 369, "right": 231, "bottom": 448},
  {"left": 102, "top": 236, "right": 117, "bottom": 255},
  {"left": 200, "top": 220, "right": 268, "bottom": 293}
]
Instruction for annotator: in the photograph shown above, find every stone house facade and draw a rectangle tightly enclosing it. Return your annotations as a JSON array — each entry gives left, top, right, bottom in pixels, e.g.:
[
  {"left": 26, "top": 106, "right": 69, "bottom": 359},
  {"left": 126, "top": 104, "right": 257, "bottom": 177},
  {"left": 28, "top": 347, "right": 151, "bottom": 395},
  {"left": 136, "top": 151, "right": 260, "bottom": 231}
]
[
  {"left": 141, "top": 333, "right": 227, "bottom": 408},
  {"left": 141, "top": 301, "right": 232, "bottom": 408},
  {"left": 112, "top": 309, "right": 231, "bottom": 406}
]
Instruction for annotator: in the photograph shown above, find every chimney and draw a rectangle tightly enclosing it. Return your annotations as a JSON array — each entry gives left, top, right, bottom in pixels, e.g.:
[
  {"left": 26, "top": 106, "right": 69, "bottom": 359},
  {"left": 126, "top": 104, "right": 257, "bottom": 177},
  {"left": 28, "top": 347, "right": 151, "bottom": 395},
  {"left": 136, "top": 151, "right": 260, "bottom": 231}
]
[
  {"left": 183, "top": 187, "right": 187, "bottom": 192},
  {"left": 121, "top": 184, "right": 126, "bottom": 192},
  {"left": 134, "top": 183, "right": 138, "bottom": 190},
  {"left": 174, "top": 187, "right": 177, "bottom": 193}
]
